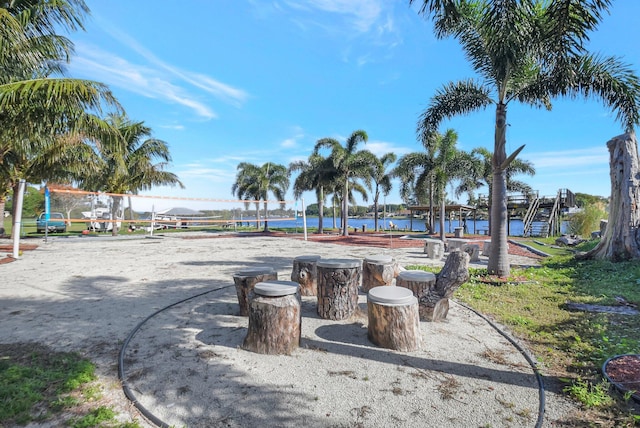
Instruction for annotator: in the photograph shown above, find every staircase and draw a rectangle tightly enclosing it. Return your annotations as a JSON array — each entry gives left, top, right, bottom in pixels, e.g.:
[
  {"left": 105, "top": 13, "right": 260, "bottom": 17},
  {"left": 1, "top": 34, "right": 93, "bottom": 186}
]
[{"left": 522, "top": 196, "right": 540, "bottom": 237}]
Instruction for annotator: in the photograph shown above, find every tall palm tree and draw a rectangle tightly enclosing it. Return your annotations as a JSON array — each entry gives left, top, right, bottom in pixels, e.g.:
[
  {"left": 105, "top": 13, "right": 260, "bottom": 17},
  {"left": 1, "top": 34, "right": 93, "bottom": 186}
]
[
  {"left": 411, "top": 0, "right": 640, "bottom": 276},
  {"left": 289, "top": 153, "right": 337, "bottom": 234},
  {"left": 78, "top": 114, "right": 183, "bottom": 235},
  {"left": 0, "top": 0, "right": 120, "bottom": 217},
  {"left": 313, "top": 130, "right": 375, "bottom": 236},
  {"left": 231, "top": 162, "right": 289, "bottom": 232},
  {"left": 456, "top": 147, "right": 535, "bottom": 234},
  {"left": 369, "top": 152, "right": 397, "bottom": 231}
]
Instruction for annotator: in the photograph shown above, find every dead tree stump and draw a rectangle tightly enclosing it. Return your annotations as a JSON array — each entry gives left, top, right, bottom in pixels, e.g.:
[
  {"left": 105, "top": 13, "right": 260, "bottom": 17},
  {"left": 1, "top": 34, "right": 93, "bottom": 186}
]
[
  {"left": 243, "top": 281, "right": 301, "bottom": 355},
  {"left": 420, "top": 251, "right": 470, "bottom": 322},
  {"left": 291, "top": 255, "right": 321, "bottom": 296},
  {"left": 362, "top": 255, "right": 395, "bottom": 293},
  {"left": 233, "top": 268, "right": 278, "bottom": 316},
  {"left": 395, "top": 270, "right": 437, "bottom": 321},
  {"left": 316, "top": 259, "right": 361, "bottom": 320},
  {"left": 367, "top": 286, "right": 421, "bottom": 351}
]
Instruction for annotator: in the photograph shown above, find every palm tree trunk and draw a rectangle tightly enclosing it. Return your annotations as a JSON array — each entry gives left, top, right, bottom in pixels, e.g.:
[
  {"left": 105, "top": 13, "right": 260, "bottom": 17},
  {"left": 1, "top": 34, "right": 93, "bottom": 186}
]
[
  {"left": 317, "top": 186, "right": 324, "bottom": 234},
  {"left": 263, "top": 200, "right": 269, "bottom": 232},
  {"left": 111, "top": 196, "right": 122, "bottom": 236},
  {"left": 439, "top": 191, "right": 446, "bottom": 242},
  {"left": 429, "top": 180, "right": 435, "bottom": 234},
  {"left": 488, "top": 102, "right": 510, "bottom": 276},
  {"left": 332, "top": 198, "right": 337, "bottom": 229},
  {"left": 342, "top": 180, "right": 349, "bottom": 236},
  {"left": 255, "top": 203, "right": 260, "bottom": 230},
  {"left": 374, "top": 197, "right": 379, "bottom": 232}
]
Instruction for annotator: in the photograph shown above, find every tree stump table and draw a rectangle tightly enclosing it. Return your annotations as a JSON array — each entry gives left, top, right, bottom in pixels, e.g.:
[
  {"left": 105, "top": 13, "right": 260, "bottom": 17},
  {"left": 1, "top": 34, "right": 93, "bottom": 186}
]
[
  {"left": 367, "top": 286, "right": 421, "bottom": 351},
  {"left": 395, "top": 270, "right": 437, "bottom": 321},
  {"left": 362, "top": 255, "right": 395, "bottom": 293},
  {"left": 421, "top": 251, "right": 470, "bottom": 321},
  {"left": 290, "top": 255, "right": 321, "bottom": 296},
  {"left": 423, "top": 238, "right": 445, "bottom": 259},
  {"left": 446, "top": 238, "right": 469, "bottom": 252},
  {"left": 316, "top": 258, "right": 362, "bottom": 320},
  {"left": 242, "top": 280, "right": 301, "bottom": 355},
  {"left": 233, "top": 267, "right": 278, "bottom": 316}
]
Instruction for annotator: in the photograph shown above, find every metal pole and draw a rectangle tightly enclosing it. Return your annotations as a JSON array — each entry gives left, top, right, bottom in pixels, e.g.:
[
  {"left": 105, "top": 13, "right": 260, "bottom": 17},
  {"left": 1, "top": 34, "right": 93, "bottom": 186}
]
[{"left": 12, "top": 179, "right": 26, "bottom": 258}]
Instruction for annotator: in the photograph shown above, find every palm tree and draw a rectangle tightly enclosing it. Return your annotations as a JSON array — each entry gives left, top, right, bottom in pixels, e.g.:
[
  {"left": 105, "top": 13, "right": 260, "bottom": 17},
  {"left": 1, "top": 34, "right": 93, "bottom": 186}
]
[
  {"left": 289, "top": 153, "right": 337, "bottom": 234},
  {"left": 411, "top": 0, "right": 640, "bottom": 276},
  {"left": 0, "top": 0, "right": 120, "bottom": 217},
  {"left": 457, "top": 147, "right": 535, "bottom": 234},
  {"left": 78, "top": 114, "right": 184, "bottom": 235},
  {"left": 369, "top": 153, "right": 397, "bottom": 231},
  {"left": 313, "top": 130, "right": 375, "bottom": 236},
  {"left": 231, "top": 162, "right": 289, "bottom": 232}
]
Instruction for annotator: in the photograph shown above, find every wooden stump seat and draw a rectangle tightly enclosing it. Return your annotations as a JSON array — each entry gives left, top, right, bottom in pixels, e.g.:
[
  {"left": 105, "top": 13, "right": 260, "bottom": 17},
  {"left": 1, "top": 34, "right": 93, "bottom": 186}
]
[
  {"left": 242, "top": 280, "right": 301, "bottom": 355},
  {"left": 481, "top": 240, "right": 491, "bottom": 256},
  {"left": 362, "top": 255, "right": 395, "bottom": 293},
  {"left": 367, "top": 286, "right": 421, "bottom": 352},
  {"left": 316, "top": 258, "right": 361, "bottom": 320},
  {"left": 291, "top": 255, "right": 321, "bottom": 296},
  {"left": 395, "top": 270, "right": 437, "bottom": 321},
  {"left": 233, "top": 267, "right": 278, "bottom": 316},
  {"left": 463, "top": 243, "right": 481, "bottom": 262},
  {"left": 423, "top": 238, "right": 445, "bottom": 259}
]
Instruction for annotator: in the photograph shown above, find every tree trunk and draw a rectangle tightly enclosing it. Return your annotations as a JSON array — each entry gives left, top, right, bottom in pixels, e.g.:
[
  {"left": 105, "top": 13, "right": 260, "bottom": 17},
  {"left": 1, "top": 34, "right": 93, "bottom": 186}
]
[
  {"left": 291, "top": 256, "right": 320, "bottom": 296},
  {"left": 429, "top": 181, "right": 435, "bottom": 233},
  {"left": 317, "top": 186, "right": 324, "bottom": 234},
  {"left": 419, "top": 250, "right": 470, "bottom": 322},
  {"left": 111, "top": 196, "right": 122, "bottom": 236},
  {"left": 263, "top": 200, "right": 269, "bottom": 232},
  {"left": 317, "top": 260, "right": 361, "bottom": 320},
  {"left": 255, "top": 204, "right": 260, "bottom": 230},
  {"left": 342, "top": 180, "right": 349, "bottom": 236},
  {"left": 580, "top": 133, "right": 640, "bottom": 261},
  {"left": 374, "top": 198, "right": 380, "bottom": 232},
  {"left": 488, "top": 102, "right": 510, "bottom": 277},
  {"left": 439, "top": 190, "right": 446, "bottom": 242},
  {"left": 362, "top": 256, "right": 394, "bottom": 292}
]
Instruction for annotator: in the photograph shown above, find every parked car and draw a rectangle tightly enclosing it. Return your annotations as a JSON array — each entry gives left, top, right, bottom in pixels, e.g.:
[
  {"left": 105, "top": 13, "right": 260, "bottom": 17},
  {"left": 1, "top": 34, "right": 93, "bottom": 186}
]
[{"left": 36, "top": 212, "right": 67, "bottom": 233}]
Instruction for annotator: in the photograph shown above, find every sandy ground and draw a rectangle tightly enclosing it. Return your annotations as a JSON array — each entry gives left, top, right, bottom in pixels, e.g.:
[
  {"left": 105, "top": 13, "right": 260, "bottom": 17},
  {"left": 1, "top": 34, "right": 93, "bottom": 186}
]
[{"left": 0, "top": 232, "right": 577, "bottom": 427}]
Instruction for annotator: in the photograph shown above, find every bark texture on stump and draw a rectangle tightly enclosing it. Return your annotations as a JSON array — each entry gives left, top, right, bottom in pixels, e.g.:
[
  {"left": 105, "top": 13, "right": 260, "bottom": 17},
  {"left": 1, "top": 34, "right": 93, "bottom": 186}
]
[
  {"left": 581, "top": 133, "right": 640, "bottom": 261},
  {"left": 317, "top": 259, "right": 361, "bottom": 320},
  {"left": 242, "top": 293, "right": 301, "bottom": 355},
  {"left": 396, "top": 271, "right": 436, "bottom": 321},
  {"left": 367, "top": 288, "right": 420, "bottom": 352},
  {"left": 291, "top": 255, "right": 321, "bottom": 296},
  {"left": 420, "top": 250, "right": 470, "bottom": 322},
  {"left": 362, "top": 256, "right": 394, "bottom": 293},
  {"left": 233, "top": 270, "right": 277, "bottom": 316}
]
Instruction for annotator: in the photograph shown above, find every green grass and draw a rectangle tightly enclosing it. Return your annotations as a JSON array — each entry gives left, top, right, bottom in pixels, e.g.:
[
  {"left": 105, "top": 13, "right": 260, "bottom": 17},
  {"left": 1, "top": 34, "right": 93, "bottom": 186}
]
[
  {"left": 0, "top": 344, "right": 141, "bottom": 427},
  {"left": 410, "top": 241, "right": 640, "bottom": 424}
]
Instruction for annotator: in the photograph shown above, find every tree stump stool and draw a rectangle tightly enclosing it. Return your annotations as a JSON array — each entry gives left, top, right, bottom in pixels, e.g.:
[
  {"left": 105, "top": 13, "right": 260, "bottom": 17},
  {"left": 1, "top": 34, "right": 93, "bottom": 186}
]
[
  {"left": 290, "top": 255, "right": 321, "bottom": 296},
  {"left": 362, "top": 255, "right": 395, "bottom": 293},
  {"left": 463, "top": 243, "right": 480, "bottom": 262},
  {"left": 367, "top": 286, "right": 421, "bottom": 351},
  {"left": 395, "top": 270, "right": 437, "bottom": 321},
  {"left": 242, "top": 281, "right": 301, "bottom": 355},
  {"left": 481, "top": 240, "right": 491, "bottom": 256},
  {"left": 316, "top": 258, "right": 362, "bottom": 320},
  {"left": 233, "top": 267, "right": 278, "bottom": 316},
  {"left": 424, "top": 238, "right": 445, "bottom": 259}
]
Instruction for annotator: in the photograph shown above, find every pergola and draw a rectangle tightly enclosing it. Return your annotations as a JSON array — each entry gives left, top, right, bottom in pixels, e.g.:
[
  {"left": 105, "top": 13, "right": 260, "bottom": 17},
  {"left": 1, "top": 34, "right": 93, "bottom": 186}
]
[{"left": 407, "top": 204, "right": 481, "bottom": 234}]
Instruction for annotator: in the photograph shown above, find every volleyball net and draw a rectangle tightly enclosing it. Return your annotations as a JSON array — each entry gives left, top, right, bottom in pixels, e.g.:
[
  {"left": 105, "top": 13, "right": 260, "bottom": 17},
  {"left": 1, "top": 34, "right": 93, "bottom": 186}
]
[{"left": 47, "top": 188, "right": 301, "bottom": 232}]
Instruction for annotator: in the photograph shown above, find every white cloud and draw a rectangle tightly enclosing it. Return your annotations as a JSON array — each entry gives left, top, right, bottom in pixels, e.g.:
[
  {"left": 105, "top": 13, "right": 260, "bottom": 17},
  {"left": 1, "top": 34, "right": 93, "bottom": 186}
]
[
  {"left": 526, "top": 147, "right": 608, "bottom": 169},
  {"left": 365, "top": 140, "right": 412, "bottom": 157},
  {"left": 300, "top": 0, "right": 383, "bottom": 32}
]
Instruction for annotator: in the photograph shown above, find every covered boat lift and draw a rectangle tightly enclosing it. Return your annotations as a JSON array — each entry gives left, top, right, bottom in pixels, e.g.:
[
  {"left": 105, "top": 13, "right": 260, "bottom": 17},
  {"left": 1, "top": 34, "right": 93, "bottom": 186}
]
[{"left": 407, "top": 204, "right": 479, "bottom": 234}]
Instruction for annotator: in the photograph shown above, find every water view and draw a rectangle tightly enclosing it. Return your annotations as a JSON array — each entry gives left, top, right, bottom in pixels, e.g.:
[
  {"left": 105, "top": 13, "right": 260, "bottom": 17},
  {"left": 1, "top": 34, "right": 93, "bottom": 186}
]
[{"left": 248, "top": 217, "right": 569, "bottom": 237}]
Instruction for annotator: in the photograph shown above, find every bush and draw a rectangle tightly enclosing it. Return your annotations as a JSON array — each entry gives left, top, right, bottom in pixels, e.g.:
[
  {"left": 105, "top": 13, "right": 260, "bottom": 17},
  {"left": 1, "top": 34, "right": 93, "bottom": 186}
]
[{"left": 567, "top": 202, "right": 607, "bottom": 238}]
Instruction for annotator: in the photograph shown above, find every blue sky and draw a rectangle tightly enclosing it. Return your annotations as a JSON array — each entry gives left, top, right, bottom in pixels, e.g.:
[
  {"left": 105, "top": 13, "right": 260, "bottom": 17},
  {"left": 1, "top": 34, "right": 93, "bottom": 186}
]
[{"left": 67, "top": 1, "right": 640, "bottom": 211}]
